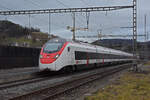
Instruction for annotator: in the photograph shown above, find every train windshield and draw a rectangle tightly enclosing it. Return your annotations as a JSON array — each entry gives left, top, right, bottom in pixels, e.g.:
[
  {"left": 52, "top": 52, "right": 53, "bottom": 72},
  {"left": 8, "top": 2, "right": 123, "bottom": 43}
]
[{"left": 43, "top": 43, "right": 63, "bottom": 53}]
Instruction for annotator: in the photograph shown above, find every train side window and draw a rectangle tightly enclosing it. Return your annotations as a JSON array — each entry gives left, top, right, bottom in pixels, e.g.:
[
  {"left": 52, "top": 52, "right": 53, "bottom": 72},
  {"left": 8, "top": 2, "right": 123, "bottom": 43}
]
[{"left": 68, "top": 47, "right": 70, "bottom": 52}]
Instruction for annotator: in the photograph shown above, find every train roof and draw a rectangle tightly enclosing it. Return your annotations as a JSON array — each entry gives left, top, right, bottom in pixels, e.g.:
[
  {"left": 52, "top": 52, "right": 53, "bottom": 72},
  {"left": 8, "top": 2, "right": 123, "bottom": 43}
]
[
  {"left": 47, "top": 38, "right": 133, "bottom": 56},
  {"left": 47, "top": 38, "right": 67, "bottom": 43}
]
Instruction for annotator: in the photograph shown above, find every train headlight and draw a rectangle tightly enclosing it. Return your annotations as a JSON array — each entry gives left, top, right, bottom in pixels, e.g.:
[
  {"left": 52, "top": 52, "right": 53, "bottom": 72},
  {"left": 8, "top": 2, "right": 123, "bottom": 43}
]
[
  {"left": 40, "top": 55, "right": 43, "bottom": 58},
  {"left": 54, "top": 54, "right": 60, "bottom": 59}
]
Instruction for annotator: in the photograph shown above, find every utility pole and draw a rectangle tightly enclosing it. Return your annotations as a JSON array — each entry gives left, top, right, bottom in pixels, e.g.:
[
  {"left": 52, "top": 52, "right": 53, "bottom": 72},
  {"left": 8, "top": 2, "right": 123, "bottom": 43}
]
[
  {"left": 29, "top": 14, "right": 31, "bottom": 30},
  {"left": 86, "top": 12, "right": 90, "bottom": 29},
  {"left": 28, "top": 14, "right": 31, "bottom": 36},
  {"left": 68, "top": 12, "right": 89, "bottom": 41},
  {"left": 48, "top": 13, "right": 51, "bottom": 34},
  {"left": 132, "top": 0, "right": 138, "bottom": 71},
  {"left": 72, "top": 12, "right": 76, "bottom": 41},
  {"left": 145, "top": 14, "right": 147, "bottom": 41},
  {"left": 144, "top": 14, "right": 148, "bottom": 61},
  {"left": 5, "top": 15, "right": 7, "bottom": 20}
]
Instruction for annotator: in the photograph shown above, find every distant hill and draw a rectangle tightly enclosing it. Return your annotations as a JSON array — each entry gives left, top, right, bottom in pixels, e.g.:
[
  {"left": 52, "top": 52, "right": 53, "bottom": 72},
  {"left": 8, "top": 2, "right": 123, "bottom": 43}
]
[
  {"left": 93, "top": 39, "right": 133, "bottom": 44},
  {"left": 92, "top": 39, "right": 133, "bottom": 47},
  {"left": 92, "top": 39, "right": 134, "bottom": 52},
  {"left": 0, "top": 20, "right": 58, "bottom": 47},
  {"left": 92, "top": 39, "right": 150, "bottom": 49},
  {"left": 0, "top": 20, "right": 40, "bottom": 38},
  {"left": 92, "top": 39, "right": 150, "bottom": 59}
]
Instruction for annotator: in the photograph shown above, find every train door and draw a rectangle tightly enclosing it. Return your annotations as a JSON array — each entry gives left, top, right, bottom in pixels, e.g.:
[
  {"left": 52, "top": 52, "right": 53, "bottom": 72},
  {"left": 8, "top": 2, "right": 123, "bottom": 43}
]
[
  {"left": 95, "top": 47, "right": 99, "bottom": 64},
  {"left": 67, "top": 46, "right": 74, "bottom": 65}
]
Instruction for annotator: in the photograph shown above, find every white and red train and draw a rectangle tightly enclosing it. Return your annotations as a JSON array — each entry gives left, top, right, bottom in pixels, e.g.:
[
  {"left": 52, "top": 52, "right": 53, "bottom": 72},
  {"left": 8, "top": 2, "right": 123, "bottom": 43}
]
[{"left": 39, "top": 38, "right": 133, "bottom": 71}]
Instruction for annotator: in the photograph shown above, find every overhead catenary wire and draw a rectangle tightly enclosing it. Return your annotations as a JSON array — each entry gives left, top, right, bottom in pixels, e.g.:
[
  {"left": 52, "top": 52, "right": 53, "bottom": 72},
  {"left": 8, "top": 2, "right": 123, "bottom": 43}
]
[
  {"left": 22, "top": 0, "right": 65, "bottom": 31},
  {"left": 0, "top": 4, "right": 11, "bottom": 10},
  {"left": 23, "top": 0, "right": 41, "bottom": 8},
  {"left": 0, "top": 0, "right": 65, "bottom": 32},
  {"left": 80, "top": 0, "right": 109, "bottom": 32},
  {"left": 0, "top": 0, "right": 136, "bottom": 41},
  {"left": 31, "top": 14, "right": 65, "bottom": 29},
  {"left": 55, "top": 0, "right": 88, "bottom": 27},
  {"left": 0, "top": 3, "right": 12, "bottom": 21},
  {"left": 55, "top": 0, "right": 68, "bottom": 8},
  {"left": 80, "top": 0, "right": 91, "bottom": 6}
]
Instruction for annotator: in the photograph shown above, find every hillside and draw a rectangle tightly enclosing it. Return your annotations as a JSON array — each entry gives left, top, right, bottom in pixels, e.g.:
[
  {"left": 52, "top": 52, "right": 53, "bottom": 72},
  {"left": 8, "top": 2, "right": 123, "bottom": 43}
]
[
  {"left": 92, "top": 39, "right": 150, "bottom": 59},
  {"left": 0, "top": 20, "right": 40, "bottom": 38},
  {"left": 0, "top": 20, "right": 57, "bottom": 47},
  {"left": 92, "top": 39, "right": 133, "bottom": 52}
]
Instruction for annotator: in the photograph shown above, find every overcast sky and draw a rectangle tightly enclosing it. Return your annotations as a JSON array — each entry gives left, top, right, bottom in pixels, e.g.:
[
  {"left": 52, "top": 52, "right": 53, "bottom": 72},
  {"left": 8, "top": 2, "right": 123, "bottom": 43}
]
[{"left": 0, "top": 0, "right": 149, "bottom": 42}]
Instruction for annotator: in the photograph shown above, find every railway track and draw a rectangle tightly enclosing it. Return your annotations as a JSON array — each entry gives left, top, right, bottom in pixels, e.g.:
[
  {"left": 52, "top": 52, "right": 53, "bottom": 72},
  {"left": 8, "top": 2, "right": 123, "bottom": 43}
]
[
  {"left": 9, "top": 63, "right": 131, "bottom": 100},
  {"left": 0, "top": 71, "right": 58, "bottom": 90},
  {"left": 0, "top": 76, "right": 48, "bottom": 90},
  {"left": 0, "top": 63, "right": 121, "bottom": 90},
  {"left": 0, "top": 66, "right": 102, "bottom": 90}
]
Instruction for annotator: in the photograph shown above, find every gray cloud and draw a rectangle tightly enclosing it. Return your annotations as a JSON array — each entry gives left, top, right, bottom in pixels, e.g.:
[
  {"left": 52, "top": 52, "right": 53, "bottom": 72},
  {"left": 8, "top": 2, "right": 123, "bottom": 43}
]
[{"left": 0, "top": 0, "right": 149, "bottom": 42}]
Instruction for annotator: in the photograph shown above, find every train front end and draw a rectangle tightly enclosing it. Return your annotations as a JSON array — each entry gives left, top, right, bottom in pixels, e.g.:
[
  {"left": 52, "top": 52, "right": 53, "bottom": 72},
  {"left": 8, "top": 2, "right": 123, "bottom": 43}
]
[{"left": 39, "top": 38, "right": 67, "bottom": 71}]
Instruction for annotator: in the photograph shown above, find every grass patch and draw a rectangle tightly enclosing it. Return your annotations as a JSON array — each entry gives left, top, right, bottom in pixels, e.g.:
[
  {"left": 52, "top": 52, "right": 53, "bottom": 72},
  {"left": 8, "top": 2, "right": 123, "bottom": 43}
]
[
  {"left": 85, "top": 67, "right": 150, "bottom": 100},
  {"left": 144, "top": 61, "right": 150, "bottom": 66},
  {"left": 5, "top": 37, "right": 32, "bottom": 44},
  {"left": 1, "top": 37, "right": 45, "bottom": 47}
]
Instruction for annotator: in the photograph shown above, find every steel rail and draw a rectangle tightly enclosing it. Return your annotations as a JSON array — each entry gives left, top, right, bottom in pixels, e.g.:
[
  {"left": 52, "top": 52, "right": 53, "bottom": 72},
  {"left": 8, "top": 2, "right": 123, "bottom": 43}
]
[
  {"left": 0, "top": 77, "right": 50, "bottom": 90},
  {"left": 0, "top": 72, "right": 58, "bottom": 90}
]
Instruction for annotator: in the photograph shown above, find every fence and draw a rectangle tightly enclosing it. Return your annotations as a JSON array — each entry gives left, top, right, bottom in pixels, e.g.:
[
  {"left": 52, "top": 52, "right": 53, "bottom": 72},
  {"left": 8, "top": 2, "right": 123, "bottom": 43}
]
[{"left": 0, "top": 45, "right": 41, "bottom": 69}]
